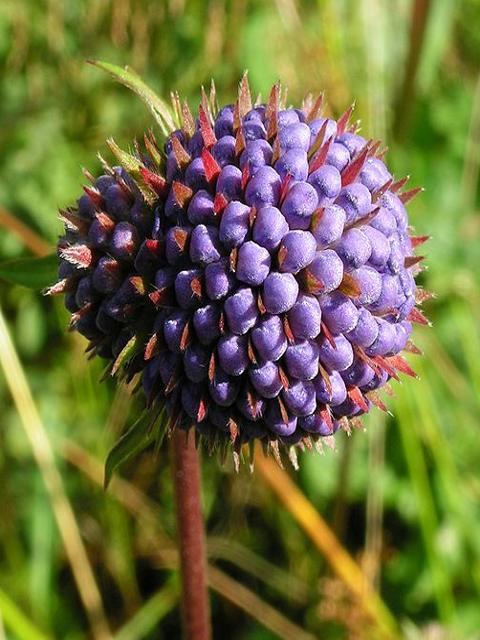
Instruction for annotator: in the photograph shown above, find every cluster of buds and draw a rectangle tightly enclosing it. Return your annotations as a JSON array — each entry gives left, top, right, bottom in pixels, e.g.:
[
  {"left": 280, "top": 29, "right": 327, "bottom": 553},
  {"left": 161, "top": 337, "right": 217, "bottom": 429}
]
[{"left": 49, "top": 75, "right": 428, "bottom": 466}]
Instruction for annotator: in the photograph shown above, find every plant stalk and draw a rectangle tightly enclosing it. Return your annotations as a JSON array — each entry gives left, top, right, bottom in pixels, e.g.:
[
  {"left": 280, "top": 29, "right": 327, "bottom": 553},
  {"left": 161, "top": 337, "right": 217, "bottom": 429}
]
[{"left": 171, "top": 429, "right": 211, "bottom": 640}]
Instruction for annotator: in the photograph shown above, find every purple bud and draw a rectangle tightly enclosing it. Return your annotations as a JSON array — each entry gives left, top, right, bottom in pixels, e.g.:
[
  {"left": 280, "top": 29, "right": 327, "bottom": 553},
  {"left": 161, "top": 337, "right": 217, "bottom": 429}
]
[
  {"left": 380, "top": 191, "right": 408, "bottom": 230},
  {"left": 249, "top": 361, "right": 283, "bottom": 398},
  {"left": 236, "top": 387, "right": 266, "bottom": 421},
  {"left": 335, "top": 183, "right": 372, "bottom": 223},
  {"left": 310, "top": 206, "right": 345, "bottom": 250},
  {"left": 318, "top": 333, "right": 354, "bottom": 372},
  {"left": 281, "top": 182, "right": 318, "bottom": 230},
  {"left": 243, "top": 119, "right": 267, "bottom": 141},
  {"left": 278, "top": 109, "right": 301, "bottom": 128},
  {"left": 366, "top": 319, "right": 397, "bottom": 356},
  {"left": 363, "top": 226, "right": 390, "bottom": 268},
  {"left": 359, "top": 157, "right": 392, "bottom": 193},
  {"left": 336, "top": 132, "right": 366, "bottom": 157},
  {"left": 187, "top": 190, "right": 216, "bottom": 225},
  {"left": 361, "top": 369, "right": 389, "bottom": 392},
  {"left": 104, "top": 183, "right": 131, "bottom": 219},
  {"left": 278, "top": 230, "right": 316, "bottom": 273},
  {"left": 284, "top": 340, "right": 320, "bottom": 380},
  {"left": 326, "top": 142, "right": 350, "bottom": 172},
  {"left": 387, "top": 237, "right": 404, "bottom": 274},
  {"left": 319, "top": 292, "right": 359, "bottom": 334},
  {"left": 265, "top": 401, "right": 297, "bottom": 436},
  {"left": 189, "top": 224, "right": 222, "bottom": 265},
  {"left": 282, "top": 380, "right": 316, "bottom": 416},
  {"left": 110, "top": 222, "right": 140, "bottom": 261},
  {"left": 392, "top": 321, "right": 412, "bottom": 353},
  {"left": 236, "top": 241, "right": 271, "bottom": 285},
  {"left": 181, "top": 382, "right": 205, "bottom": 420},
  {"left": 204, "top": 257, "right": 235, "bottom": 300},
  {"left": 219, "top": 201, "right": 250, "bottom": 248},
  {"left": 174, "top": 269, "right": 203, "bottom": 309},
  {"left": 278, "top": 122, "right": 311, "bottom": 152},
  {"left": 240, "top": 139, "right": 273, "bottom": 176},
  {"left": 287, "top": 293, "right": 322, "bottom": 339},
  {"left": 213, "top": 135, "right": 236, "bottom": 167},
  {"left": 252, "top": 206, "right": 289, "bottom": 251},
  {"left": 308, "top": 166, "right": 342, "bottom": 206},
  {"left": 217, "top": 165, "right": 242, "bottom": 200},
  {"left": 251, "top": 315, "right": 287, "bottom": 362},
  {"left": 217, "top": 334, "right": 249, "bottom": 376},
  {"left": 245, "top": 166, "right": 281, "bottom": 208},
  {"left": 183, "top": 344, "right": 209, "bottom": 382},
  {"left": 305, "top": 249, "right": 344, "bottom": 293},
  {"left": 88, "top": 218, "right": 110, "bottom": 249},
  {"left": 165, "top": 226, "right": 191, "bottom": 265},
  {"left": 275, "top": 149, "right": 309, "bottom": 182},
  {"left": 309, "top": 117, "right": 337, "bottom": 145},
  {"left": 193, "top": 304, "right": 221, "bottom": 344},
  {"left": 185, "top": 157, "right": 207, "bottom": 190},
  {"left": 92, "top": 256, "right": 122, "bottom": 294},
  {"left": 208, "top": 367, "right": 239, "bottom": 406},
  {"left": 75, "top": 276, "right": 98, "bottom": 307},
  {"left": 164, "top": 310, "right": 189, "bottom": 353},
  {"left": 341, "top": 358, "right": 375, "bottom": 388},
  {"left": 370, "top": 207, "right": 397, "bottom": 237},
  {"left": 350, "top": 266, "right": 382, "bottom": 305},
  {"left": 187, "top": 130, "right": 205, "bottom": 158},
  {"left": 335, "top": 228, "right": 372, "bottom": 268},
  {"left": 345, "top": 308, "right": 379, "bottom": 347},
  {"left": 224, "top": 287, "right": 258, "bottom": 335},
  {"left": 299, "top": 413, "right": 334, "bottom": 436},
  {"left": 214, "top": 105, "right": 234, "bottom": 138},
  {"left": 263, "top": 272, "right": 299, "bottom": 314},
  {"left": 369, "top": 274, "right": 398, "bottom": 313},
  {"left": 313, "top": 370, "right": 347, "bottom": 406}
]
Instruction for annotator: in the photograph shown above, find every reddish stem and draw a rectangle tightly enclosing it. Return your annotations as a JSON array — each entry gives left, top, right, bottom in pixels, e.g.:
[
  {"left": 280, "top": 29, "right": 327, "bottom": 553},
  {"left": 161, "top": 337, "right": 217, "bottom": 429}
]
[{"left": 171, "top": 429, "right": 211, "bottom": 640}]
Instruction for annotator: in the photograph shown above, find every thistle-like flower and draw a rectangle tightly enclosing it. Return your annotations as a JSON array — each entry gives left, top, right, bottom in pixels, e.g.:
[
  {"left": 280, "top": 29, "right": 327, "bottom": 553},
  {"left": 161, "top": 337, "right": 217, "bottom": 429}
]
[{"left": 49, "top": 71, "right": 429, "bottom": 467}]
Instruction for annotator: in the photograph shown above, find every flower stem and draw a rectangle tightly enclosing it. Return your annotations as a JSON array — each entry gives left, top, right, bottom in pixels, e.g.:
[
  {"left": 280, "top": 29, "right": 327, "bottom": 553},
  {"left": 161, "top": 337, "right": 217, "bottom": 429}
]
[{"left": 171, "top": 429, "right": 211, "bottom": 640}]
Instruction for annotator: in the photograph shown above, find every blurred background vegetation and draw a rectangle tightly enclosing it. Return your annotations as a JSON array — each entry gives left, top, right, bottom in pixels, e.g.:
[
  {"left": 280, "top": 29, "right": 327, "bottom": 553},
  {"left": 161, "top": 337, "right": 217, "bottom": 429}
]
[{"left": 0, "top": 0, "right": 480, "bottom": 638}]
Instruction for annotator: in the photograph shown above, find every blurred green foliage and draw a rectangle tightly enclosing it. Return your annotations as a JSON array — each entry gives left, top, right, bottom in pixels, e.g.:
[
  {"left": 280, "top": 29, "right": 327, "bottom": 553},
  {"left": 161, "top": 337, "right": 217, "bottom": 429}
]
[{"left": 0, "top": 1, "right": 479, "bottom": 639}]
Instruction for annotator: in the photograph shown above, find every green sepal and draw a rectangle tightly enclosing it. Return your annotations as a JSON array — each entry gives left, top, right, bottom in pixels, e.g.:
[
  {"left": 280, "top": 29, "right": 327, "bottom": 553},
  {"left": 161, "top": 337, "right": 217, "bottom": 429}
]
[
  {"left": 0, "top": 254, "right": 57, "bottom": 290},
  {"left": 88, "top": 60, "right": 177, "bottom": 135},
  {"left": 111, "top": 334, "right": 145, "bottom": 377}
]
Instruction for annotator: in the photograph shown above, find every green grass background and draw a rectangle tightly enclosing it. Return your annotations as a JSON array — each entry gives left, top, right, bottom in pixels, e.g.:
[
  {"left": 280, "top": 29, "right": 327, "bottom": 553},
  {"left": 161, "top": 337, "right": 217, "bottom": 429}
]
[{"left": 0, "top": 1, "right": 480, "bottom": 638}]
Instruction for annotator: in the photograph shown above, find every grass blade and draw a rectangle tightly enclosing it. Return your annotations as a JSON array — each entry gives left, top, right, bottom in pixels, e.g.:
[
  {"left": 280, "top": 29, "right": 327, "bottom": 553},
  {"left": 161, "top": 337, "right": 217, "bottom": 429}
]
[
  {"left": 0, "top": 308, "right": 112, "bottom": 640},
  {"left": 255, "top": 447, "right": 400, "bottom": 639},
  {"left": 0, "top": 587, "right": 51, "bottom": 640}
]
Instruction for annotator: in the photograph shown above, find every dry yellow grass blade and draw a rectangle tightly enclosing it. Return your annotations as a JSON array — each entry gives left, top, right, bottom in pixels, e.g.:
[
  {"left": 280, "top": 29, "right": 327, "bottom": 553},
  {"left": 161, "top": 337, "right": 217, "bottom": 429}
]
[
  {"left": 255, "top": 446, "right": 400, "bottom": 639},
  {"left": 0, "top": 207, "right": 51, "bottom": 257},
  {"left": 61, "top": 440, "right": 316, "bottom": 640},
  {"left": 0, "top": 308, "right": 112, "bottom": 640}
]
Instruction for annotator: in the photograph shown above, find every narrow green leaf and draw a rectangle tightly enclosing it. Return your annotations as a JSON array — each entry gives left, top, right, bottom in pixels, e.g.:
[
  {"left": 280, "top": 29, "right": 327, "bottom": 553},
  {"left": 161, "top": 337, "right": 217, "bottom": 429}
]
[
  {"left": 104, "top": 413, "right": 156, "bottom": 488},
  {"left": 0, "top": 254, "right": 57, "bottom": 290},
  {"left": 88, "top": 60, "right": 177, "bottom": 135},
  {"left": 0, "top": 587, "right": 52, "bottom": 640},
  {"left": 114, "top": 586, "right": 177, "bottom": 640}
]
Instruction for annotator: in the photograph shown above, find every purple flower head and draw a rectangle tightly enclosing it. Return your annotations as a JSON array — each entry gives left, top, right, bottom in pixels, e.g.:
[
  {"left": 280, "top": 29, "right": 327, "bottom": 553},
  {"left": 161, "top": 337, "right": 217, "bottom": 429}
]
[{"left": 52, "top": 75, "right": 426, "bottom": 462}]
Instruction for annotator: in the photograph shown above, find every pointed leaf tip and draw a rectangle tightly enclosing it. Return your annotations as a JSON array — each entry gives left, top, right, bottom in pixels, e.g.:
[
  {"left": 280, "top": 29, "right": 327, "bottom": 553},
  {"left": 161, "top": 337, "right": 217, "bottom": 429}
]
[{"left": 90, "top": 59, "right": 176, "bottom": 135}]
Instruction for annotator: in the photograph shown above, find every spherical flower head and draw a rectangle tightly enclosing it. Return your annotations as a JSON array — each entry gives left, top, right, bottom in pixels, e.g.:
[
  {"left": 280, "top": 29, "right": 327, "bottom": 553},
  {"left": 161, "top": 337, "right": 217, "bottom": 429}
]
[{"left": 49, "top": 73, "right": 428, "bottom": 468}]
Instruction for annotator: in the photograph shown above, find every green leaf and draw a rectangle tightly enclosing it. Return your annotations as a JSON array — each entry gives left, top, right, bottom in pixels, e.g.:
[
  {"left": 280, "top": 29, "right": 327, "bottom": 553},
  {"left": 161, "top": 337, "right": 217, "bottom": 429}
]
[
  {"left": 104, "top": 413, "right": 159, "bottom": 489},
  {"left": 0, "top": 254, "right": 58, "bottom": 290},
  {"left": 88, "top": 60, "right": 177, "bottom": 135}
]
